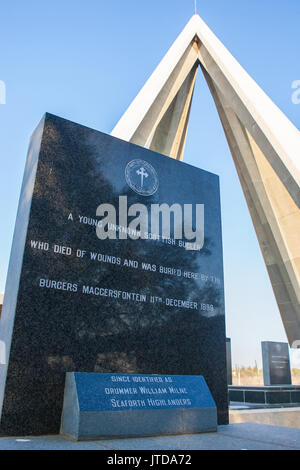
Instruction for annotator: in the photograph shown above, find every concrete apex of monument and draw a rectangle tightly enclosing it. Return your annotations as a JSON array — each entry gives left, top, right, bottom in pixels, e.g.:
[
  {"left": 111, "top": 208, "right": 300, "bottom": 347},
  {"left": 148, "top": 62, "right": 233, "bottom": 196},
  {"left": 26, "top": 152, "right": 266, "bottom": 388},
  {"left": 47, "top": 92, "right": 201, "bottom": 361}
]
[
  {"left": 113, "top": 13, "right": 300, "bottom": 195},
  {"left": 112, "top": 13, "right": 300, "bottom": 347}
]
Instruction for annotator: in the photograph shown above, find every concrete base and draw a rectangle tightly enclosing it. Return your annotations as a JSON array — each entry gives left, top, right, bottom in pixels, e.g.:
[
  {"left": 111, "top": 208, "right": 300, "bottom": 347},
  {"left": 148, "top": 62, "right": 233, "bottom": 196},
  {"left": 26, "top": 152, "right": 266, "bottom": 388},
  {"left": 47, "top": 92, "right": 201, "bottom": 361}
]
[
  {"left": 0, "top": 423, "right": 299, "bottom": 450},
  {"left": 230, "top": 407, "right": 300, "bottom": 429}
]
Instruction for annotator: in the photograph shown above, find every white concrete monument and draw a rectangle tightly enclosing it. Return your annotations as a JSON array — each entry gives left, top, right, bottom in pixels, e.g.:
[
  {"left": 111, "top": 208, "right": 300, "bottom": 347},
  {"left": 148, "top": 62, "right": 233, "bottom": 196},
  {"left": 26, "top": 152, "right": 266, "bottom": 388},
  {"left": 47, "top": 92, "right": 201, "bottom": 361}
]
[{"left": 111, "top": 14, "right": 300, "bottom": 348}]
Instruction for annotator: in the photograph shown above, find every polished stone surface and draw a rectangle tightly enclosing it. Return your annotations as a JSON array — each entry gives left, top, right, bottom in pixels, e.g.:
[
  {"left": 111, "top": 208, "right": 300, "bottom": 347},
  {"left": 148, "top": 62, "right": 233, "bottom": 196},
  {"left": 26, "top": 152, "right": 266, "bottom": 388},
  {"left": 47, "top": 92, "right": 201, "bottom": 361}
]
[
  {"left": 0, "top": 424, "right": 300, "bottom": 450},
  {"left": 262, "top": 342, "right": 292, "bottom": 386},
  {"left": 0, "top": 113, "right": 227, "bottom": 436},
  {"left": 60, "top": 372, "right": 217, "bottom": 439}
]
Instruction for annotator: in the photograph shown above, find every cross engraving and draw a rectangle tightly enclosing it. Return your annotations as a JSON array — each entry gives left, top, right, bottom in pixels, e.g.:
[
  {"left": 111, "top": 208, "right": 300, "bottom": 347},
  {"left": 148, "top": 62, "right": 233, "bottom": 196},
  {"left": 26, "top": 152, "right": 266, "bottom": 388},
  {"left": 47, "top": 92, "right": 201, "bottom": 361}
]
[{"left": 136, "top": 167, "right": 148, "bottom": 188}]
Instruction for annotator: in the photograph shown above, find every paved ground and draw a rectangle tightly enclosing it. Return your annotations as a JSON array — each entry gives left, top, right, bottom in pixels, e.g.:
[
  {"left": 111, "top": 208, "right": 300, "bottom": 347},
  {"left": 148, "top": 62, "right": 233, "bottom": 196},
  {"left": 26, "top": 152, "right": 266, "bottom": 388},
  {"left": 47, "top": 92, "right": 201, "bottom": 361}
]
[{"left": 0, "top": 423, "right": 299, "bottom": 450}]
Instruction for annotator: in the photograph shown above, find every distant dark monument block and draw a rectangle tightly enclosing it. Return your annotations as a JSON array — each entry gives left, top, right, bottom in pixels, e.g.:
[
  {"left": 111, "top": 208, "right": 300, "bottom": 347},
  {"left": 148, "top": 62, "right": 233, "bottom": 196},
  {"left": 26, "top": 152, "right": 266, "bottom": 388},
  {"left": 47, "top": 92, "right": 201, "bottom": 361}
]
[
  {"left": 226, "top": 338, "right": 232, "bottom": 385},
  {"left": 262, "top": 341, "right": 292, "bottom": 386},
  {"left": 0, "top": 113, "right": 228, "bottom": 435},
  {"left": 60, "top": 373, "right": 217, "bottom": 440}
]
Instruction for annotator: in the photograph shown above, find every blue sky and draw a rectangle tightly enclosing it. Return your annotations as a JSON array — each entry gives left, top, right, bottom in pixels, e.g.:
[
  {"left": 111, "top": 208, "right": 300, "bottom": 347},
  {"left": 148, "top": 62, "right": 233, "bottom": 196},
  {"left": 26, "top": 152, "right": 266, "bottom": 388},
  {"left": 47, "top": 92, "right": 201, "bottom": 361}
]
[{"left": 0, "top": 0, "right": 299, "bottom": 368}]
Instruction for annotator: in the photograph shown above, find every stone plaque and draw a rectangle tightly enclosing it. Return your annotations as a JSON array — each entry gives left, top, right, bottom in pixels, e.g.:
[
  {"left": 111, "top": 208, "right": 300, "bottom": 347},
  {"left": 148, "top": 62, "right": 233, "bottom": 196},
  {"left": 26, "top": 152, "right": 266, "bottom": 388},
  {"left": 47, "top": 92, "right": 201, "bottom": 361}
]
[
  {"left": 60, "top": 372, "right": 217, "bottom": 440},
  {"left": 0, "top": 113, "right": 228, "bottom": 435}
]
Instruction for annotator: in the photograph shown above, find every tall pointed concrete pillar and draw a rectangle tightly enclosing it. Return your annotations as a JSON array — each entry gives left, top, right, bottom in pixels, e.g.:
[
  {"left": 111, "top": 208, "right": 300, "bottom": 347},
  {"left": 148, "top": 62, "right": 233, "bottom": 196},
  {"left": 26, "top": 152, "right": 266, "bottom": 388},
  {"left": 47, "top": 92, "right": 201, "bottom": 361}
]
[{"left": 111, "top": 15, "right": 300, "bottom": 348}]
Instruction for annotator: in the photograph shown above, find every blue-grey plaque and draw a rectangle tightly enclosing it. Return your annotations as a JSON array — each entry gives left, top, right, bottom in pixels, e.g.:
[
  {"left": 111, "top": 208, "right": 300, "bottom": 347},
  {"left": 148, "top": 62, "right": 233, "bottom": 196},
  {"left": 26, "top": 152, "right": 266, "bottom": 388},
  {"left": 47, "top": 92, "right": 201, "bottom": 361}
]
[{"left": 60, "top": 373, "right": 217, "bottom": 440}]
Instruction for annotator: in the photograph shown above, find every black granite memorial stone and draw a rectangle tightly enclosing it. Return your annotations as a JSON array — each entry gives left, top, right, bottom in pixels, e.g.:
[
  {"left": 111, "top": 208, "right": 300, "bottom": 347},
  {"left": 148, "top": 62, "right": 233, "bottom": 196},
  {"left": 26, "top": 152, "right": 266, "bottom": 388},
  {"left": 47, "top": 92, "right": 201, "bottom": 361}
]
[
  {"left": 262, "top": 342, "right": 292, "bottom": 386},
  {"left": 0, "top": 113, "right": 228, "bottom": 435}
]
